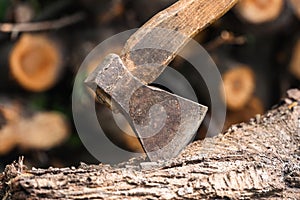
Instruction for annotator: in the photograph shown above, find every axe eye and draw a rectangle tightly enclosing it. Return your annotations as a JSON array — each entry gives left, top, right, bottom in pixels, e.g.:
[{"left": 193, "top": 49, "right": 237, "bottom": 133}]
[{"left": 95, "top": 86, "right": 112, "bottom": 109}]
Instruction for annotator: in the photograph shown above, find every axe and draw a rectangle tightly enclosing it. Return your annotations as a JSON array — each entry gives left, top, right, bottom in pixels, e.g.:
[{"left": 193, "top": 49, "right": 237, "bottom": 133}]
[{"left": 85, "top": 0, "right": 237, "bottom": 161}]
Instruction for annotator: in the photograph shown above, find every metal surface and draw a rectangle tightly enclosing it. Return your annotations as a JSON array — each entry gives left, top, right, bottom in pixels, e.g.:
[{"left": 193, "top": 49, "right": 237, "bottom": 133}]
[
  {"left": 85, "top": 0, "right": 238, "bottom": 161},
  {"left": 85, "top": 54, "right": 207, "bottom": 161}
]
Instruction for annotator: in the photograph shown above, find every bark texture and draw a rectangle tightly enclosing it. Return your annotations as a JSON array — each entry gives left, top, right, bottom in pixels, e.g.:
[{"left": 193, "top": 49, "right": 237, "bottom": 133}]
[{"left": 0, "top": 89, "right": 300, "bottom": 199}]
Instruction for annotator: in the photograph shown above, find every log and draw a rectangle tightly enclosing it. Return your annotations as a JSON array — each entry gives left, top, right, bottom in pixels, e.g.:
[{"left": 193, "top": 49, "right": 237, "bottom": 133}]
[
  {"left": 221, "top": 63, "right": 256, "bottom": 111},
  {"left": 0, "top": 89, "right": 299, "bottom": 199},
  {"left": 234, "top": 0, "right": 284, "bottom": 24},
  {"left": 289, "top": 0, "right": 300, "bottom": 19},
  {"left": 9, "top": 33, "right": 63, "bottom": 92},
  {"left": 0, "top": 120, "right": 17, "bottom": 156},
  {"left": 0, "top": 101, "right": 22, "bottom": 155},
  {"left": 223, "top": 96, "right": 264, "bottom": 130},
  {"left": 0, "top": 99, "right": 69, "bottom": 155},
  {"left": 17, "top": 112, "right": 70, "bottom": 150},
  {"left": 289, "top": 37, "right": 300, "bottom": 80}
]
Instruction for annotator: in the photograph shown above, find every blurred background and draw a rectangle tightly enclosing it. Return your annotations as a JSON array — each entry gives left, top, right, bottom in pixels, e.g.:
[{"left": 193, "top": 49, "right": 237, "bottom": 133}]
[{"left": 0, "top": 0, "right": 299, "bottom": 171}]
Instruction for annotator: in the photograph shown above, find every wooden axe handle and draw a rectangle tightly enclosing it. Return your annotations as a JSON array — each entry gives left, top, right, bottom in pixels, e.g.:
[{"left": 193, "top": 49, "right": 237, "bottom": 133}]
[{"left": 120, "top": 0, "right": 238, "bottom": 83}]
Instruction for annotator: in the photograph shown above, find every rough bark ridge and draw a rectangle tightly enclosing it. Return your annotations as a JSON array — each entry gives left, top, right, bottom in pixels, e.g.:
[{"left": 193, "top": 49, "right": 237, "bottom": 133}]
[{"left": 0, "top": 89, "right": 299, "bottom": 199}]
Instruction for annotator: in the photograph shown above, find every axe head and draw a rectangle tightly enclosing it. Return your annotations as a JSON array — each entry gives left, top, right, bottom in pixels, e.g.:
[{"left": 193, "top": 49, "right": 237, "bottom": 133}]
[{"left": 85, "top": 54, "right": 207, "bottom": 161}]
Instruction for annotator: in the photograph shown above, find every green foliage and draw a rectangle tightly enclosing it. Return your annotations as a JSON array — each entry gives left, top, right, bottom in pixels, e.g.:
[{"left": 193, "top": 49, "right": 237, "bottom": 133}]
[
  {"left": 29, "top": 0, "right": 41, "bottom": 15},
  {"left": 28, "top": 93, "right": 48, "bottom": 111},
  {"left": 0, "top": 0, "right": 10, "bottom": 21}
]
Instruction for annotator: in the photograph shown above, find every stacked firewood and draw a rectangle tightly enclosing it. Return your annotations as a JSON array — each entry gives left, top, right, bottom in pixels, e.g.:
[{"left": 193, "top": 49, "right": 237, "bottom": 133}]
[
  {"left": 208, "top": 0, "right": 300, "bottom": 132},
  {"left": 0, "top": 0, "right": 299, "bottom": 168}
]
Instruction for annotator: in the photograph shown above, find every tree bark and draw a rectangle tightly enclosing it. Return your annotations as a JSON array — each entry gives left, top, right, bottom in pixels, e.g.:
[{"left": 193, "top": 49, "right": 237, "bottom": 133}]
[{"left": 1, "top": 89, "right": 299, "bottom": 199}]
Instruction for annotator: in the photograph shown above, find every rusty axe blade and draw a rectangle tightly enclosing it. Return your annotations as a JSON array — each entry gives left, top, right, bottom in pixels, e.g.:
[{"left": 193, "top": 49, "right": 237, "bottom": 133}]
[
  {"left": 85, "top": 54, "right": 207, "bottom": 161},
  {"left": 85, "top": 0, "right": 238, "bottom": 161}
]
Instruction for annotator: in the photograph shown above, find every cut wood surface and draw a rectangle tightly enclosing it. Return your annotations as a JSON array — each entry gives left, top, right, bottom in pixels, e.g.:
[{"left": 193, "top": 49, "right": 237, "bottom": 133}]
[
  {"left": 17, "top": 112, "right": 70, "bottom": 150},
  {"left": 221, "top": 64, "right": 255, "bottom": 111},
  {"left": 9, "top": 33, "right": 63, "bottom": 92},
  {"left": 290, "top": 38, "right": 300, "bottom": 80},
  {"left": 0, "top": 89, "right": 299, "bottom": 199},
  {"left": 0, "top": 99, "right": 69, "bottom": 155},
  {"left": 234, "top": 0, "right": 284, "bottom": 24},
  {"left": 0, "top": 103, "right": 21, "bottom": 155},
  {"left": 289, "top": 0, "right": 300, "bottom": 19}
]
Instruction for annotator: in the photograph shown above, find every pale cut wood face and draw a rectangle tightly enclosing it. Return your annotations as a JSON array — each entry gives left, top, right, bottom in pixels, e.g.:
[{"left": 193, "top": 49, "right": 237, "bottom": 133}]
[{"left": 235, "top": 0, "right": 284, "bottom": 24}]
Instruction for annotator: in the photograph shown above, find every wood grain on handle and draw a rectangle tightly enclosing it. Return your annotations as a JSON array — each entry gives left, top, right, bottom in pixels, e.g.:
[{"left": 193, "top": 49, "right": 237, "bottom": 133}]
[{"left": 120, "top": 0, "right": 238, "bottom": 83}]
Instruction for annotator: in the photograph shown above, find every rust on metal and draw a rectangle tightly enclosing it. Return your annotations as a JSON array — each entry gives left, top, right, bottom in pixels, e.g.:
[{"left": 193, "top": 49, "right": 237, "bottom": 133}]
[
  {"left": 86, "top": 54, "right": 207, "bottom": 161},
  {"left": 85, "top": 0, "right": 238, "bottom": 161}
]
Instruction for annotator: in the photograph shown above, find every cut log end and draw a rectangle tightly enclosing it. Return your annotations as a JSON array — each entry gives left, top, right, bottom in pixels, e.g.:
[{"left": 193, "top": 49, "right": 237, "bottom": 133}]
[
  {"left": 0, "top": 106, "right": 21, "bottom": 155},
  {"left": 289, "top": 38, "right": 300, "bottom": 80},
  {"left": 221, "top": 65, "right": 255, "bottom": 111},
  {"left": 235, "top": 0, "right": 284, "bottom": 24},
  {"left": 17, "top": 112, "right": 70, "bottom": 150},
  {"left": 0, "top": 102, "right": 70, "bottom": 154},
  {"left": 9, "top": 34, "right": 62, "bottom": 92},
  {"left": 0, "top": 127, "right": 17, "bottom": 155},
  {"left": 289, "top": 0, "right": 300, "bottom": 19}
]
